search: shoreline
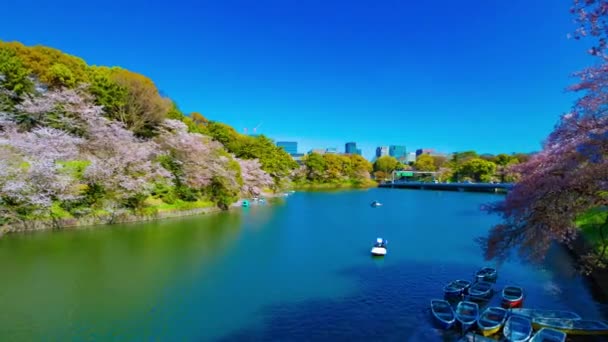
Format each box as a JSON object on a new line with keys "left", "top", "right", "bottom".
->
{"left": 565, "top": 235, "right": 608, "bottom": 301}
{"left": 0, "top": 191, "right": 288, "bottom": 238}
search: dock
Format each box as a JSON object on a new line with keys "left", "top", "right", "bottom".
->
{"left": 378, "top": 181, "right": 513, "bottom": 193}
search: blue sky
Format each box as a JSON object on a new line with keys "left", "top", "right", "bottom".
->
{"left": 0, "top": 0, "right": 598, "bottom": 159}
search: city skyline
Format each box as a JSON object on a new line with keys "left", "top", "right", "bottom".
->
{"left": 0, "top": 1, "right": 594, "bottom": 160}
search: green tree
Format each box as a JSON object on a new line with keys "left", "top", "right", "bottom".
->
{"left": 414, "top": 154, "right": 437, "bottom": 171}
{"left": 304, "top": 153, "right": 326, "bottom": 181}
{"left": 457, "top": 158, "right": 497, "bottom": 182}
{"left": 0, "top": 47, "right": 33, "bottom": 96}
{"left": 373, "top": 156, "right": 399, "bottom": 174}
{"left": 89, "top": 66, "right": 171, "bottom": 137}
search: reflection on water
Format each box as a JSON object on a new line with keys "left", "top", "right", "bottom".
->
{"left": 0, "top": 189, "right": 605, "bottom": 341}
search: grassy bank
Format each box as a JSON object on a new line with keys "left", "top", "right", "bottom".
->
{"left": 293, "top": 180, "right": 377, "bottom": 190}
{"left": 576, "top": 207, "right": 608, "bottom": 257}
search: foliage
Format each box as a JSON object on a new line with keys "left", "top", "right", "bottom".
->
{"left": 89, "top": 67, "right": 171, "bottom": 137}
{"left": 0, "top": 41, "right": 89, "bottom": 88}
{"left": 456, "top": 158, "right": 497, "bottom": 182}
{"left": 413, "top": 154, "right": 437, "bottom": 171}
{"left": 373, "top": 156, "right": 399, "bottom": 174}
{"left": 480, "top": 1, "right": 608, "bottom": 271}
{"left": 296, "top": 153, "right": 373, "bottom": 186}
{"left": 0, "top": 47, "right": 33, "bottom": 96}
{"left": 0, "top": 40, "right": 301, "bottom": 226}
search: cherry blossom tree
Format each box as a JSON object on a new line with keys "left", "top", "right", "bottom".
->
{"left": 237, "top": 158, "right": 274, "bottom": 196}
{"left": 481, "top": 1, "right": 608, "bottom": 272}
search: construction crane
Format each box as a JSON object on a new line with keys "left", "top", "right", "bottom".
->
{"left": 243, "top": 122, "right": 263, "bottom": 135}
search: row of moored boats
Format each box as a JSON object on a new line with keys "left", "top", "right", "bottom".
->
{"left": 430, "top": 267, "right": 608, "bottom": 341}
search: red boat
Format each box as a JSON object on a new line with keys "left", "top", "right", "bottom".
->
{"left": 502, "top": 285, "right": 524, "bottom": 308}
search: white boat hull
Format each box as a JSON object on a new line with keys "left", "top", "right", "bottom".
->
{"left": 371, "top": 247, "right": 387, "bottom": 256}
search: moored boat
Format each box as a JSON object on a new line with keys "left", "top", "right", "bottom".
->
{"left": 502, "top": 285, "right": 524, "bottom": 308}
{"left": 475, "top": 267, "right": 498, "bottom": 282}
{"left": 509, "top": 308, "right": 581, "bottom": 320}
{"left": 468, "top": 281, "right": 494, "bottom": 299}
{"left": 430, "top": 299, "right": 456, "bottom": 329}
{"left": 242, "top": 200, "right": 250, "bottom": 207}
{"left": 458, "top": 332, "right": 496, "bottom": 342}
{"left": 370, "top": 201, "right": 382, "bottom": 207}
{"left": 455, "top": 301, "right": 479, "bottom": 332}
{"left": 529, "top": 328, "right": 567, "bottom": 342}
{"left": 503, "top": 315, "right": 533, "bottom": 342}
{"left": 532, "top": 318, "right": 608, "bottom": 335}
{"left": 370, "top": 238, "right": 387, "bottom": 256}
{"left": 477, "top": 306, "right": 508, "bottom": 337}
{"left": 444, "top": 279, "right": 472, "bottom": 298}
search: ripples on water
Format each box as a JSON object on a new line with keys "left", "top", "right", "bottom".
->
{"left": 0, "top": 189, "right": 605, "bottom": 341}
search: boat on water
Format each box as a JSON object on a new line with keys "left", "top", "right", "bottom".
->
{"left": 501, "top": 285, "right": 524, "bottom": 308}
{"left": 475, "top": 267, "right": 498, "bottom": 282}
{"left": 370, "top": 238, "right": 387, "bottom": 256}
{"left": 370, "top": 201, "right": 382, "bottom": 207}
{"left": 529, "top": 328, "right": 567, "bottom": 342}
{"left": 242, "top": 200, "right": 250, "bottom": 207}
{"left": 532, "top": 318, "right": 608, "bottom": 335}
{"left": 509, "top": 308, "right": 581, "bottom": 320}
{"left": 458, "top": 332, "right": 496, "bottom": 342}
{"left": 430, "top": 299, "right": 456, "bottom": 329}
{"left": 444, "top": 280, "right": 472, "bottom": 298}
{"left": 468, "top": 281, "right": 494, "bottom": 299}
{"left": 455, "top": 301, "right": 479, "bottom": 331}
{"left": 503, "top": 315, "right": 533, "bottom": 342}
{"left": 477, "top": 306, "right": 508, "bottom": 337}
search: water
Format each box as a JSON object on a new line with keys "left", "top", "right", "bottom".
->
{"left": 0, "top": 189, "right": 605, "bottom": 341}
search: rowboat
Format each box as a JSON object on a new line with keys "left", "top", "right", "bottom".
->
{"left": 509, "top": 308, "right": 581, "bottom": 320}
{"left": 468, "top": 281, "right": 493, "bottom": 299}
{"left": 455, "top": 301, "right": 479, "bottom": 331}
{"left": 430, "top": 299, "right": 456, "bottom": 329}
{"left": 501, "top": 285, "right": 524, "bottom": 308}
{"left": 444, "top": 279, "right": 472, "bottom": 298}
{"left": 503, "top": 315, "right": 533, "bottom": 342}
{"left": 477, "top": 306, "right": 508, "bottom": 337}
{"left": 475, "top": 267, "right": 497, "bottom": 282}
{"left": 532, "top": 318, "right": 608, "bottom": 335}
{"left": 458, "top": 332, "right": 496, "bottom": 342}
{"left": 529, "top": 328, "right": 567, "bottom": 342}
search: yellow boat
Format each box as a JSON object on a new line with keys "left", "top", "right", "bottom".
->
{"left": 477, "top": 306, "right": 507, "bottom": 336}
{"left": 532, "top": 318, "right": 608, "bottom": 335}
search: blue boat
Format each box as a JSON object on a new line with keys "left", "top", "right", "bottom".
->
{"left": 468, "top": 281, "right": 494, "bottom": 300}
{"left": 504, "top": 315, "right": 533, "bottom": 342}
{"left": 430, "top": 299, "right": 456, "bottom": 329}
{"left": 455, "top": 301, "right": 479, "bottom": 332}
{"left": 242, "top": 200, "right": 250, "bottom": 207}
{"left": 444, "top": 279, "right": 472, "bottom": 298}
{"left": 475, "top": 267, "right": 498, "bottom": 282}
{"left": 530, "top": 328, "right": 566, "bottom": 342}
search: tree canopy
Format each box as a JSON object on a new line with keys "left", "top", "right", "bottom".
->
{"left": 479, "top": 1, "right": 608, "bottom": 273}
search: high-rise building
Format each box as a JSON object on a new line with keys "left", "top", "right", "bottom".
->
{"left": 276, "top": 141, "right": 298, "bottom": 155}
{"left": 309, "top": 149, "right": 326, "bottom": 155}
{"left": 376, "top": 146, "right": 389, "bottom": 158}
{"left": 345, "top": 142, "right": 357, "bottom": 154}
{"left": 325, "top": 147, "right": 338, "bottom": 154}
{"left": 416, "top": 148, "right": 435, "bottom": 156}
{"left": 406, "top": 152, "right": 417, "bottom": 163}
{"left": 389, "top": 145, "right": 407, "bottom": 162}
{"left": 356, "top": 148, "right": 362, "bottom": 156}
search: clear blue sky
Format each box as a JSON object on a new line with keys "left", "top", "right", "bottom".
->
{"left": 0, "top": 0, "right": 597, "bottom": 159}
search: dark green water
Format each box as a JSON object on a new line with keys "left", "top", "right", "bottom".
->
{"left": 0, "top": 189, "right": 605, "bottom": 341}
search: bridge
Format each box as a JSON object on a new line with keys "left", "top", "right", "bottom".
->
{"left": 378, "top": 180, "right": 514, "bottom": 193}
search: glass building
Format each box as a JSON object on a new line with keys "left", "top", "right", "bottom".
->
{"left": 276, "top": 141, "right": 298, "bottom": 155}
{"left": 345, "top": 142, "right": 357, "bottom": 154}
{"left": 389, "top": 145, "right": 407, "bottom": 161}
